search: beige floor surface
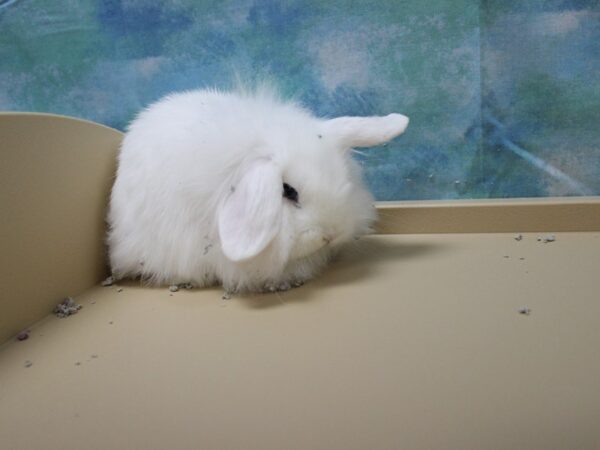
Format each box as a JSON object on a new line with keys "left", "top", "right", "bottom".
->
{"left": 1, "top": 233, "right": 599, "bottom": 450}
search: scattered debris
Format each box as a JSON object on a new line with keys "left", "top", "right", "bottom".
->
{"left": 169, "top": 283, "right": 193, "bottom": 292}
{"left": 514, "top": 234, "right": 523, "bottom": 241}
{"left": 75, "top": 362, "right": 81, "bottom": 366}
{"left": 503, "top": 255, "right": 510, "bottom": 258}
{"left": 116, "top": 288, "right": 123, "bottom": 293}
{"left": 519, "top": 257, "right": 525, "bottom": 260}
{"left": 203, "top": 243, "right": 213, "bottom": 255}
{"left": 101, "top": 276, "right": 114, "bottom": 287}
{"left": 454, "top": 180, "right": 461, "bottom": 185}
{"left": 542, "top": 234, "right": 556, "bottom": 243}
{"left": 16, "top": 330, "right": 29, "bottom": 341}
{"left": 222, "top": 292, "right": 231, "bottom": 300}
{"left": 109, "top": 321, "right": 114, "bottom": 325}
{"left": 91, "top": 354, "right": 98, "bottom": 359}
{"left": 317, "top": 134, "right": 322, "bottom": 139}
{"left": 54, "top": 297, "right": 82, "bottom": 318}
{"left": 24, "top": 360, "right": 33, "bottom": 368}
{"left": 518, "top": 307, "right": 532, "bottom": 316}
{"left": 90, "top": 300, "right": 96, "bottom": 304}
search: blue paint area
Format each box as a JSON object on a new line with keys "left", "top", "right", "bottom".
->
{"left": 247, "top": 0, "right": 309, "bottom": 35}
{"left": 0, "top": 0, "right": 598, "bottom": 199}
{"left": 97, "top": 1, "right": 193, "bottom": 58}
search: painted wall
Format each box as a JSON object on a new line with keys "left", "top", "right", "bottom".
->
{"left": 1, "top": 0, "right": 598, "bottom": 199}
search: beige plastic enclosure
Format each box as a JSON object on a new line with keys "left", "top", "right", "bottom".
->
{"left": 1, "top": 113, "right": 599, "bottom": 450}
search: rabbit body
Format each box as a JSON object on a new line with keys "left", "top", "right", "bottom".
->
{"left": 107, "top": 88, "right": 408, "bottom": 292}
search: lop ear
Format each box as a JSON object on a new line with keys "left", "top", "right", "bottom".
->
{"left": 322, "top": 113, "right": 409, "bottom": 148}
{"left": 218, "top": 159, "right": 283, "bottom": 262}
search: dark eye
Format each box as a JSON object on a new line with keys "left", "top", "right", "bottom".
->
{"left": 282, "top": 183, "right": 299, "bottom": 203}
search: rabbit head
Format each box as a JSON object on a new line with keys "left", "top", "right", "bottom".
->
{"left": 217, "top": 112, "right": 410, "bottom": 285}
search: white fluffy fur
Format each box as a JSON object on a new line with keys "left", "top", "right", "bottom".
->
{"left": 107, "top": 87, "right": 409, "bottom": 292}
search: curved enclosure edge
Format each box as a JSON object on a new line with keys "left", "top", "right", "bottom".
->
{"left": 0, "top": 113, "right": 123, "bottom": 343}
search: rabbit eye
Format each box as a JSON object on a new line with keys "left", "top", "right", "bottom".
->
{"left": 282, "top": 183, "right": 299, "bottom": 203}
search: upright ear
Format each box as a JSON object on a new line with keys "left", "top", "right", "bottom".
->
{"left": 218, "top": 159, "right": 283, "bottom": 262}
{"left": 322, "top": 113, "right": 409, "bottom": 148}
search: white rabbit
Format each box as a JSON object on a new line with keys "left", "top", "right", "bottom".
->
{"left": 107, "top": 87, "right": 409, "bottom": 293}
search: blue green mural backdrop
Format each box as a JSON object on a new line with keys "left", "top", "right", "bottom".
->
{"left": 1, "top": 0, "right": 598, "bottom": 199}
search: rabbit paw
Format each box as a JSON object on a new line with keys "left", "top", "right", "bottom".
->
{"left": 262, "top": 280, "right": 304, "bottom": 293}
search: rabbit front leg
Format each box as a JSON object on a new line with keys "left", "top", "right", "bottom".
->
{"left": 260, "top": 250, "right": 332, "bottom": 293}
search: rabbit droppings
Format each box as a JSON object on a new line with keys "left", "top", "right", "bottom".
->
{"left": 107, "top": 88, "right": 409, "bottom": 293}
